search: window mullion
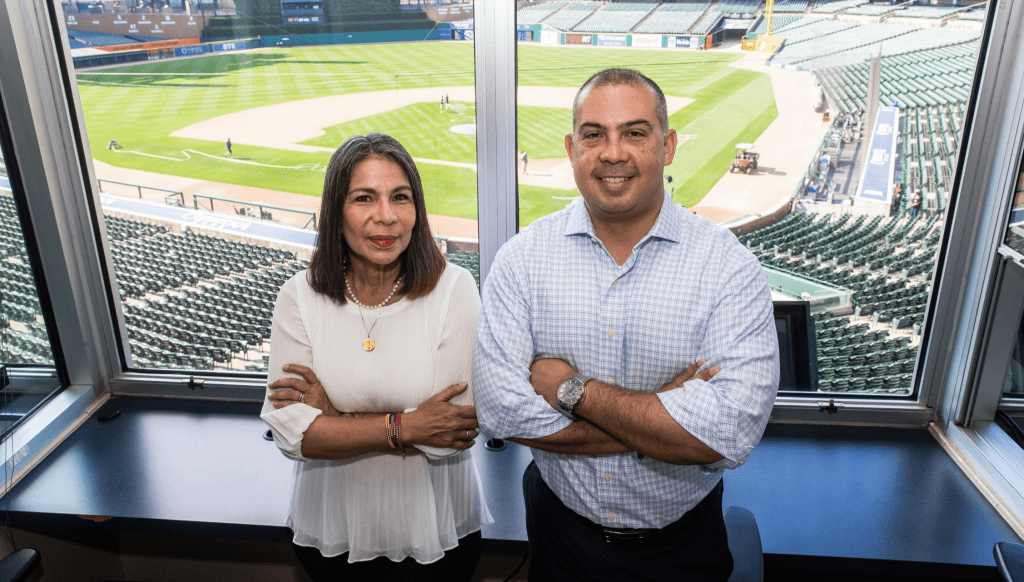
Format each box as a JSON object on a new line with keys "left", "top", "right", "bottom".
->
{"left": 473, "top": 0, "right": 518, "bottom": 285}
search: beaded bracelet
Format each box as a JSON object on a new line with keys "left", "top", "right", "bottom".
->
{"left": 396, "top": 413, "right": 404, "bottom": 458}
{"left": 385, "top": 412, "right": 402, "bottom": 450}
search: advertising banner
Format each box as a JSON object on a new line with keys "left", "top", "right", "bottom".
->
{"left": 668, "top": 36, "right": 699, "bottom": 48}
{"left": 540, "top": 29, "right": 559, "bottom": 44}
{"left": 212, "top": 40, "right": 244, "bottom": 52}
{"left": 174, "top": 44, "right": 209, "bottom": 57}
{"left": 741, "top": 37, "right": 756, "bottom": 51}
{"left": 723, "top": 18, "right": 754, "bottom": 29}
{"left": 755, "top": 34, "right": 783, "bottom": 53}
{"left": 631, "top": 34, "right": 661, "bottom": 48}
{"left": 283, "top": 15, "right": 321, "bottom": 23}
{"left": 855, "top": 106, "right": 900, "bottom": 204}
{"left": 596, "top": 34, "right": 626, "bottom": 47}
{"left": 565, "top": 34, "right": 592, "bottom": 44}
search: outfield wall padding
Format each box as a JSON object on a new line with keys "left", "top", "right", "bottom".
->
{"left": 255, "top": 29, "right": 438, "bottom": 47}
{"left": 204, "top": 17, "right": 434, "bottom": 41}
{"left": 73, "top": 50, "right": 150, "bottom": 69}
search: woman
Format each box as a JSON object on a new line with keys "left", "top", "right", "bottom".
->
{"left": 261, "top": 133, "right": 491, "bottom": 582}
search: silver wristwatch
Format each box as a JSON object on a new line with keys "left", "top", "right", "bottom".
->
{"left": 556, "top": 374, "right": 590, "bottom": 419}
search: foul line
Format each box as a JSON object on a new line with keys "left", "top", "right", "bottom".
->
{"left": 112, "top": 148, "right": 327, "bottom": 171}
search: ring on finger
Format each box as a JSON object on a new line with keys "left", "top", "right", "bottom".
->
{"left": 465, "top": 429, "right": 470, "bottom": 440}
{"left": 300, "top": 393, "right": 305, "bottom": 404}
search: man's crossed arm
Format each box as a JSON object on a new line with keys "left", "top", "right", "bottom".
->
{"left": 509, "top": 359, "right": 722, "bottom": 465}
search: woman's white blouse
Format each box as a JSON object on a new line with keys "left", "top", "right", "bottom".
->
{"left": 260, "top": 264, "right": 492, "bottom": 563}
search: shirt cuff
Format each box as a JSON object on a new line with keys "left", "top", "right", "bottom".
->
{"left": 657, "top": 380, "right": 741, "bottom": 470}
{"left": 261, "top": 403, "right": 323, "bottom": 462}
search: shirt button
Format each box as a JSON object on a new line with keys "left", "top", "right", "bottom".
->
{"left": 590, "top": 237, "right": 597, "bottom": 244}
{"left": 603, "top": 475, "right": 611, "bottom": 482}
{"left": 606, "top": 377, "right": 613, "bottom": 384}
{"left": 607, "top": 330, "right": 614, "bottom": 338}
{"left": 608, "top": 513, "right": 616, "bottom": 521}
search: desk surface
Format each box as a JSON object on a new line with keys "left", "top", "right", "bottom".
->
{"left": 5, "top": 397, "right": 1020, "bottom": 574}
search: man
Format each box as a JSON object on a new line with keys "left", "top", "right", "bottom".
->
{"left": 225, "top": 137, "right": 233, "bottom": 158}
{"left": 474, "top": 69, "right": 779, "bottom": 581}
{"left": 910, "top": 190, "right": 922, "bottom": 218}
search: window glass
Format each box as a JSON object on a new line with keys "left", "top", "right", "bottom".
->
{"left": 515, "top": 1, "right": 988, "bottom": 397}
{"left": 1004, "top": 316, "right": 1024, "bottom": 397}
{"left": 0, "top": 124, "right": 64, "bottom": 435}
{"left": 1003, "top": 155, "right": 1024, "bottom": 257}
{"left": 1001, "top": 158, "right": 1024, "bottom": 397}
{"left": 62, "top": 0, "right": 477, "bottom": 372}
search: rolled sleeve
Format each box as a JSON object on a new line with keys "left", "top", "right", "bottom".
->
{"left": 473, "top": 242, "right": 572, "bottom": 440}
{"left": 658, "top": 246, "right": 779, "bottom": 468}
{"left": 261, "top": 403, "right": 322, "bottom": 461}
{"left": 260, "top": 274, "right": 322, "bottom": 462}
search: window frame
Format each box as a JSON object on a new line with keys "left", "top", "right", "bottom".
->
{"left": 0, "top": 0, "right": 115, "bottom": 490}
{"left": 0, "top": 0, "right": 1018, "bottom": 424}
{"left": 915, "top": 0, "right": 1024, "bottom": 538}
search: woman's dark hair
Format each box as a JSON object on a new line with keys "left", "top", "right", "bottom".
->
{"left": 307, "top": 132, "right": 446, "bottom": 304}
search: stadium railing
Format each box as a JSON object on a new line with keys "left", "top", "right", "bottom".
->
{"left": 98, "top": 178, "right": 182, "bottom": 201}
{"left": 192, "top": 194, "right": 317, "bottom": 230}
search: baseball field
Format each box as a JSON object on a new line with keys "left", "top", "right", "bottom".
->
{"left": 77, "top": 42, "right": 777, "bottom": 226}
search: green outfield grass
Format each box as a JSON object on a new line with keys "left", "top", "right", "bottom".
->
{"left": 78, "top": 42, "right": 776, "bottom": 226}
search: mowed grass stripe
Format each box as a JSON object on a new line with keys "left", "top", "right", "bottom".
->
{"left": 669, "top": 72, "right": 777, "bottom": 207}
{"left": 517, "top": 106, "right": 574, "bottom": 160}
{"left": 676, "top": 90, "right": 778, "bottom": 206}
{"left": 305, "top": 102, "right": 479, "bottom": 162}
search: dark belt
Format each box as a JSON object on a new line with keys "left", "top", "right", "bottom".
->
{"left": 573, "top": 479, "right": 723, "bottom": 544}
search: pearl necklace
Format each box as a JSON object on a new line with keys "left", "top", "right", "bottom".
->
{"left": 345, "top": 273, "right": 402, "bottom": 352}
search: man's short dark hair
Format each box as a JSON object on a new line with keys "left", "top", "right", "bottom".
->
{"left": 308, "top": 132, "right": 446, "bottom": 304}
{"left": 572, "top": 68, "right": 670, "bottom": 135}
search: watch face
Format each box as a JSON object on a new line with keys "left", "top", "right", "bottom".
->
{"left": 564, "top": 381, "right": 583, "bottom": 403}
{"left": 558, "top": 377, "right": 585, "bottom": 409}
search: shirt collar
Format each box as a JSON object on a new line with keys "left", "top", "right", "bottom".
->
{"left": 564, "top": 192, "right": 683, "bottom": 244}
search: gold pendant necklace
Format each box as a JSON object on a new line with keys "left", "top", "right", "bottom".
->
{"left": 346, "top": 273, "right": 402, "bottom": 352}
{"left": 357, "top": 304, "right": 383, "bottom": 352}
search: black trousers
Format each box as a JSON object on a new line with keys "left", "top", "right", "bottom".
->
{"left": 292, "top": 530, "right": 482, "bottom": 582}
{"left": 523, "top": 461, "right": 733, "bottom": 582}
